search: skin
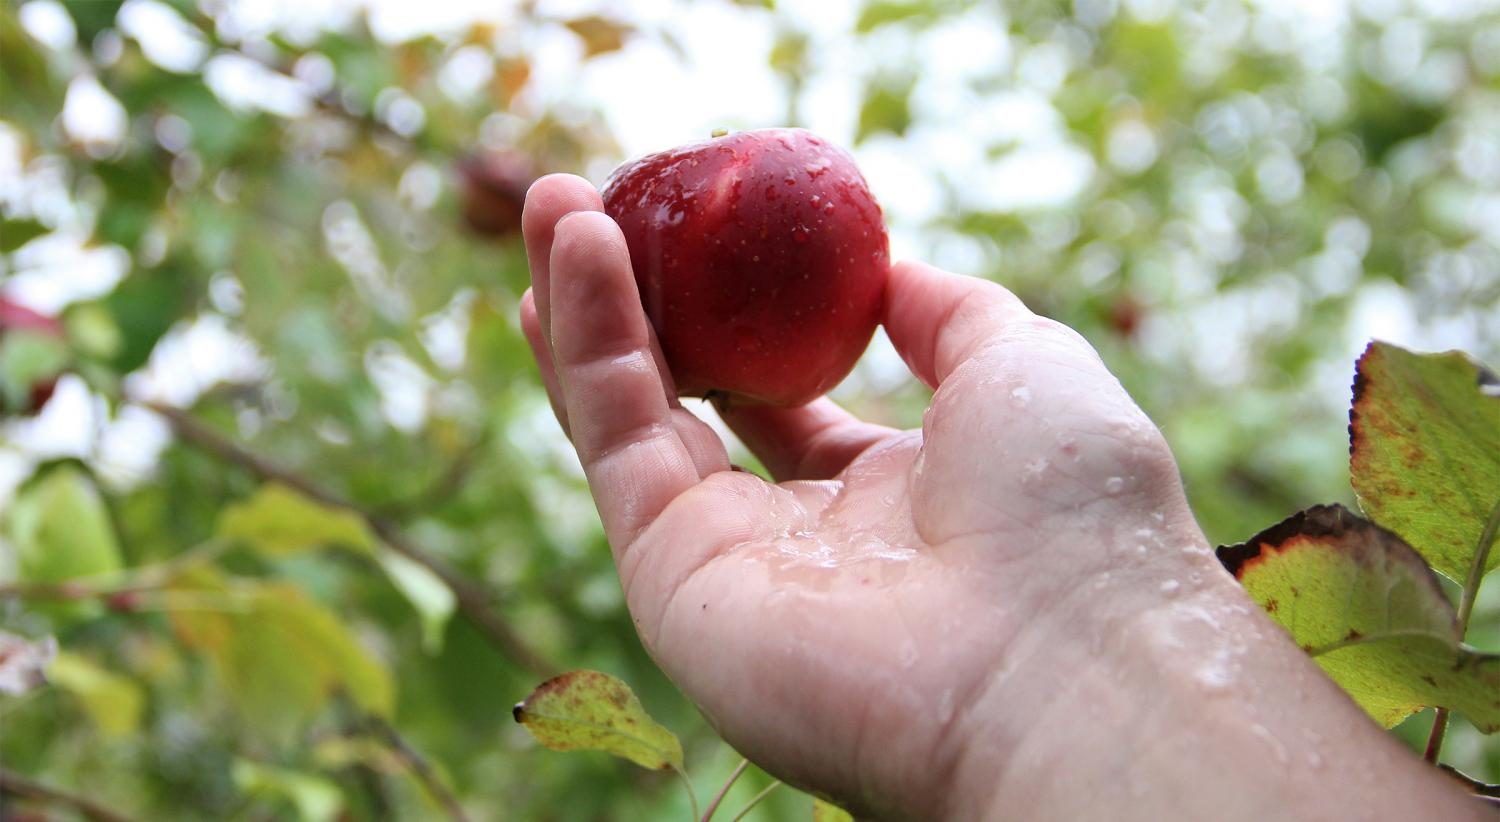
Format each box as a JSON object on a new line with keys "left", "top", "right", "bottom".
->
{"left": 519, "top": 173, "right": 1486, "bottom": 820}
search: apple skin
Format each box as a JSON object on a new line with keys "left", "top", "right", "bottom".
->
{"left": 602, "top": 128, "right": 889, "bottom": 407}
{"left": 0, "top": 297, "right": 64, "bottom": 415}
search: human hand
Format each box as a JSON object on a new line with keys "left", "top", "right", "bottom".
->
{"left": 519, "top": 173, "right": 1482, "bottom": 820}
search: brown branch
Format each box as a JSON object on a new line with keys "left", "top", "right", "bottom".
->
{"left": 143, "top": 401, "right": 557, "bottom": 678}
{"left": 0, "top": 767, "right": 140, "bottom": 822}
{"left": 366, "top": 715, "right": 471, "bottom": 822}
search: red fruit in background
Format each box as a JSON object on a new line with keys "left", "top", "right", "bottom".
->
{"left": 1107, "top": 294, "right": 1144, "bottom": 339}
{"left": 603, "top": 128, "right": 889, "bottom": 407}
{"left": 0, "top": 297, "right": 64, "bottom": 415}
{"left": 459, "top": 150, "right": 536, "bottom": 238}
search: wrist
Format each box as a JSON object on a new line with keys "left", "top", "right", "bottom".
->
{"left": 940, "top": 561, "right": 1485, "bottom": 821}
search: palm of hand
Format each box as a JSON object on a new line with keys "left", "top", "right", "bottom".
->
{"left": 520, "top": 174, "right": 1198, "bottom": 817}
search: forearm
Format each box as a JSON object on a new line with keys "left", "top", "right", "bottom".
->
{"left": 945, "top": 568, "right": 1486, "bottom": 821}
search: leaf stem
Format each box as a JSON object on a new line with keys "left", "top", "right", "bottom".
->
{"left": 728, "top": 780, "right": 783, "bottom": 822}
{"left": 672, "top": 764, "right": 701, "bottom": 822}
{"left": 700, "top": 758, "right": 751, "bottom": 821}
{"left": 1422, "top": 495, "right": 1500, "bottom": 764}
{"left": 0, "top": 766, "right": 140, "bottom": 822}
{"left": 141, "top": 400, "right": 558, "bottom": 677}
{"left": 366, "top": 715, "right": 471, "bottom": 822}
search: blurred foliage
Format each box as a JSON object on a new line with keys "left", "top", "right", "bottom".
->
{"left": 1, "top": 0, "right": 1498, "bottom": 818}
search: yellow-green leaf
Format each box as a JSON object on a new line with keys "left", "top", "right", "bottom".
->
{"left": 377, "top": 549, "right": 455, "bottom": 653}
{"left": 813, "top": 797, "right": 854, "bottom": 821}
{"left": 1219, "top": 505, "right": 1500, "bottom": 730}
{"left": 233, "top": 759, "right": 343, "bottom": 822}
{"left": 170, "top": 571, "right": 394, "bottom": 736}
{"left": 217, "top": 483, "right": 375, "bottom": 556}
{"left": 6, "top": 465, "right": 123, "bottom": 583}
{"left": 513, "top": 670, "right": 683, "bottom": 771}
{"left": 1349, "top": 342, "right": 1500, "bottom": 581}
{"left": 48, "top": 651, "right": 145, "bottom": 738}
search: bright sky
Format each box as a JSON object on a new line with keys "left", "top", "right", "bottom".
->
{"left": 2, "top": 0, "right": 1496, "bottom": 501}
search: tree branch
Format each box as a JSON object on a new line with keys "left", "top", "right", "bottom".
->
{"left": 366, "top": 715, "right": 471, "bottom": 822}
{"left": 143, "top": 401, "right": 557, "bottom": 678}
{"left": 0, "top": 767, "right": 140, "bottom": 822}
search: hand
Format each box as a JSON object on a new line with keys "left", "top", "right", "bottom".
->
{"left": 519, "top": 174, "right": 1483, "bottom": 820}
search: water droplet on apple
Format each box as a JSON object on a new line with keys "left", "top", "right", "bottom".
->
{"left": 1104, "top": 476, "right": 1125, "bottom": 494}
{"left": 823, "top": 201, "right": 835, "bottom": 214}
{"left": 1009, "top": 385, "right": 1031, "bottom": 406}
{"left": 804, "top": 158, "right": 832, "bottom": 179}
{"left": 1159, "top": 579, "right": 1180, "bottom": 596}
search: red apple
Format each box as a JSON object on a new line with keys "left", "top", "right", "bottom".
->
{"left": 0, "top": 297, "right": 65, "bottom": 415}
{"left": 602, "top": 128, "right": 889, "bottom": 407}
{"left": 459, "top": 150, "right": 536, "bottom": 239}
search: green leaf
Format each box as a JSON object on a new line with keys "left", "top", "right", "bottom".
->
{"left": 0, "top": 328, "right": 69, "bottom": 412}
{"left": 813, "top": 797, "right": 854, "bottom": 821}
{"left": 1219, "top": 505, "right": 1500, "bottom": 731}
{"left": 170, "top": 572, "right": 394, "bottom": 736}
{"left": 48, "top": 651, "right": 145, "bottom": 738}
{"left": 232, "top": 759, "right": 343, "bottom": 822}
{"left": 103, "top": 267, "right": 196, "bottom": 373}
{"left": 217, "top": 483, "right": 376, "bottom": 556}
{"left": 513, "top": 670, "right": 684, "bottom": 771}
{"left": 855, "top": 76, "right": 914, "bottom": 144}
{"left": 855, "top": 0, "right": 946, "bottom": 33}
{"left": 376, "top": 549, "right": 455, "bottom": 654}
{"left": 1349, "top": 341, "right": 1500, "bottom": 581}
{"left": 6, "top": 466, "right": 124, "bottom": 584}
{"left": 0, "top": 216, "right": 49, "bottom": 252}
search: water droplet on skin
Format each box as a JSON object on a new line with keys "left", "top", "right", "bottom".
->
{"left": 1021, "top": 457, "right": 1049, "bottom": 483}
{"left": 1104, "top": 476, "right": 1125, "bottom": 494}
{"left": 1250, "top": 724, "right": 1289, "bottom": 764}
{"left": 1160, "top": 579, "right": 1180, "bottom": 595}
{"left": 1009, "top": 385, "right": 1032, "bottom": 406}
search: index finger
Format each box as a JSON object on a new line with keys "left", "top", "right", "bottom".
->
{"left": 547, "top": 211, "right": 705, "bottom": 550}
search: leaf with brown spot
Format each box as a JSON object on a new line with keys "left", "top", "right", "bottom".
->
{"left": 1349, "top": 341, "right": 1500, "bottom": 582}
{"left": 1218, "top": 505, "right": 1500, "bottom": 731}
{"left": 513, "top": 670, "right": 683, "bottom": 770}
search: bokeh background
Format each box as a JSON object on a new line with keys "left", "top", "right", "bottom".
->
{"left": 2, "top": 0, "right": 1498, "bottom": 818}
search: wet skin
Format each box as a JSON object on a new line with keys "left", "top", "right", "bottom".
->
{"left": 519, "top": 174, "right": 1486, "bottom": 821}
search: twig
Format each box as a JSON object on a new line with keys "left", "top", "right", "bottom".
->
{"left": 375, "top": 430, "right": 489, "bottom": 519}
{"left": 366, "top": 715, "right": 470, "bottom": 822}
{"left": 143, "top": 400, "right": 557, "bottom": 678}
{"left": 700, "top": 759, "right": 751, "bottom": 821}
{"left": 728, "top": 780, "right": 782, "bottom": 822}
{"left": 0, "top": 767, "right": 140, "bottom": 822}
{"left": 1424, "top": 496, "right": 1500, "bottom": 763}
